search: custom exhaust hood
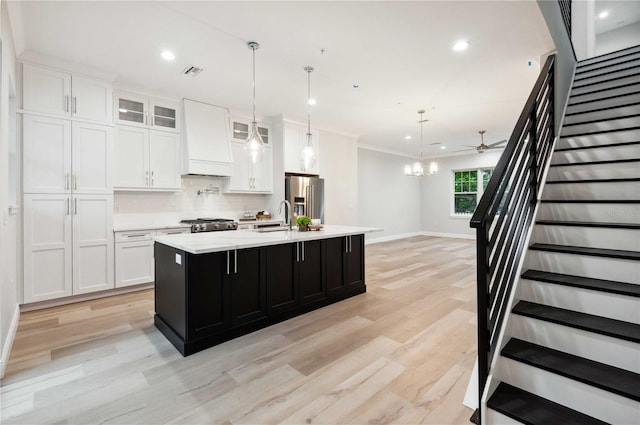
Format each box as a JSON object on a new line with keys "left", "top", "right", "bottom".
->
{"left": 182, "top": 98, "right": 233, "bottom": 176}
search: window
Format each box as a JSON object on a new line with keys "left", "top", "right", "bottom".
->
{"left": 452, "top": 168, "right": 493, "bottom": 215}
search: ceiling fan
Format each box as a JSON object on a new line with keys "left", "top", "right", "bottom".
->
{"left": 456, "top": 130, "right": 507, "bottom": 154}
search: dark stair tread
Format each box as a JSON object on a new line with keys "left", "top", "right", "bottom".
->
{"left": 502, "top": 338, "right": 640, "bottom": 401}
{"left": 522, "top": 269, "right": 640, "bottom": 298}
{"left": 576, "top": 57, "right": 640, "bottom": 76}
{"left": 549, "top": 157, "right": 640, "bottom": 167}
{"left": 573, "top": 73, "right": 640, "bottom": 90}
{"left": 561, "top": 125, "right": 640, "bottom": 137}
{"left": 569, "top": 89, "right": 640, "bottom": 106}
{"left": 546, "top": 177, "right": 640, "bottom": 184}
{"left": 577, "top": 45, "right": 640, "bottom": 68}
{"left": 570, "top": 82, "right": 640, "bottom": 100}
{"left": 541, "top": 199, "right": 640, "bottom": 204}
{"left": 554, "top": 141, "right": 640, "bottom": 152}
{"left": 512, "top": 301, "right": 640, "bottom": 344}
{"left": 562, "top": 113, "right": 640, "bottom": 127}
{"left": 529, "top": 243, "right": 640, "bottom": 260}
{"left": 487, "top": 382, "right": 608, "bottom": 425}
{"left": 564, "top": 102, "right": 640, "bottom": 117}
{"left": 536, "top": 220, "right": 640, "bottom": 229}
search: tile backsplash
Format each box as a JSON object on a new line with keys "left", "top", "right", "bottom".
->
{"left": 114, "top": 175, "right": 270, "bottom": 219}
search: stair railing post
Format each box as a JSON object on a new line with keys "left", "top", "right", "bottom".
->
{"left": 476, "top": 223, "right": 489, "bottom": 422}
{"left": 529, "top": 103, "right": 538, "bottom": 205}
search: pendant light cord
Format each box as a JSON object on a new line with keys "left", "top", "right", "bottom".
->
{"left": 252, "top": 44, "right": 257, "bottom": 124}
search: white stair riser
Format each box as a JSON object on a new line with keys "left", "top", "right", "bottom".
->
{"left": 546, "top": 162, "right": 640, "bottom": 180}
{"left": 551, "top": 144, "right": 640, "bottom": 163}
{"left": 533, "top": 225, "right": 640, "bottom": 251}
{"left": 499, "top": 357, "right": 640, "bottom": 424}
{"left": 527, "top": 251, "right": 640, "bottom": 284}
{"left": 566, "top": 93, "right": 640, "bottom": 115}
{"left": 537, "top": 202, "right": 640, "bottom": 224}
{"left": 576, "top": 54, "right": 640, "bottom": 75}
{"left": 518, "top": 280, "right": 640, "bottom": 325}
{"left": 577, "top": 50, "right": 640, "bottom": 70}
{"left": 542, "top": 181, "right": 639, "bottom": 200}
{"left": 573, "top": 67, "right": 640, "bottom": 88}
{"left": 485, "top": 409, "right": 523, "bottom": 425}
{"left": 561, "top": 116, "right": 640, "bottom": 137}
{"left": 576, "top": 60, "right": 640, "bottom": 80}
{"left": 564, "top": 104, "right": 640, "bottom": 125}
{"left": 557, "top": 128, "right": 640, "bottom": 148}
{"left": 571, "top": 79, "right": 640, "bottom": 98}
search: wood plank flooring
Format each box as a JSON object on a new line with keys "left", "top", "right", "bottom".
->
{"left": 1, "top": 236, "right": 477, "bottom": 424}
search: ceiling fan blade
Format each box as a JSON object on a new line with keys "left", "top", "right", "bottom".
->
{"left": 453, "top": 147, "right": 477, "bottom": 152}
{"left": 488, "top": 139, "right": 507, "bottom": 148}
{"left": 460, "top": 144, "right": 478, "bottom": 148}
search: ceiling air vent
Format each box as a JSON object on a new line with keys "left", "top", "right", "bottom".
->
{"left": 183, "top": 65, "right": 204, "bottom": 77}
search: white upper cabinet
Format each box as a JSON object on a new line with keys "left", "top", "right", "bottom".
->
{"left": 223, "top": 142, "right": 273, "bottom": 194}
{"left": 23, "top": 63, "right": 112, "bottom": 123}
{"left": 114, "top": 92, "right": 180, "bottom": 133}
{"left": 114, "top": 126, "right": 181, "bottom": 190}
{"left": 283, "top": 120, "right": 320, "bottom": 175}
{"left": 23, "top": 115, "right": 112, "bottom": 195}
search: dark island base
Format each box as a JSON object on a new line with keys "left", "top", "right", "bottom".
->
{"left": 155, "top": 285, "right": 366, "bottom": 356}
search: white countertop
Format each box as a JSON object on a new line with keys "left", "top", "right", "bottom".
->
{"left": 153, "top": 225, "right": 382, "bottom": 254}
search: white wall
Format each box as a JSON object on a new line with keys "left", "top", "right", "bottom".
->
{"left": 319, "top": 129, "right": 358, "bottom": 225}
{"left": 421, "top": 150, "right": 503, "bottom": 239}
{"left": 0, "top": 0, "right": 19, "bottom": 378}
{"left": 596, "top": 22, "right": 640, "bottom": 56}
{"left": 357, "top": 148, "right": 422, "bottom": 240}
{"left": 572, "top": 0, "right": 596, "bottom": 60}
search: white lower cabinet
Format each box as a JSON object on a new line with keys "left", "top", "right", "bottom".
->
{"left": 114, "top": 227, "right": 189, "bottom": 288}
{"left": 223, "top": 142, "right": 273, "bottom": 194}
{"left": 23, "top": 194, "right": 114, "bottom": 303}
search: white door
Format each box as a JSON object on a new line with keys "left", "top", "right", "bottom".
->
{"left": 150, "top": 98, "right": 179, "bottom": 132}
{"left": 253, "top": 147, "right": 273, "bottom": 193}
{"left": 23, "top": 115, "right": 71, "bottom": 194}
{"left": 23, "top": 194, "right": 73, "bottom": 303}
{"left": 72, "top": 195, "right": 114, "bottom": 294}
{"left": 149, "top": 130, "right": 181, "bottom": 190}
{"left": 115, "top": 241, "right": 155, "bottom": 287}
{"left": 114, "top": 125, "right": 149, "bottom": 189}
{"left": 225, "top": 142, "right": 252, "bottom": 192}
{"left": 114, "top": 92, "right": 148, "bottom": 128}
{"left": 283, "top": 122, "right": 305, "bottom": 173}
{"left": 22, "top": 64, "right": 71, "bottom": 117}
{"left": 71, "top": 75, "right": 113, "bottom": 123}
{"left": 72, "top": 122, "right": 113, "bottom": 194}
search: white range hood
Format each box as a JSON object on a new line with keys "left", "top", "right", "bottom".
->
{"left": 182, "top": 98, "right": 233, "bottom": 176}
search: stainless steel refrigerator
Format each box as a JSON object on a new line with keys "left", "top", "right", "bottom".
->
{"left": 285, "top": 175, "right": 325, "bottom": 223}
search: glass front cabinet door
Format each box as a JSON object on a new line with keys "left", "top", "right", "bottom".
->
{"left": 114, "top": 92, "right": 179, "bottom": 133}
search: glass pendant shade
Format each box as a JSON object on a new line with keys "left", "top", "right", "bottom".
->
{"left": 429, "top": 160, "right": 438, "bottom": 175}
{"left": 245, "top": 41, "right": 265, "bottom": 163}
{"left": 301, "top": 66, "right": 316, "bottom": 172}
{"left": 404, "top": 109, "right": 427, "bottom": 176}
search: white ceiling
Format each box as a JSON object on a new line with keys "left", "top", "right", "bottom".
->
{"left": 595, "top": 0, "right": 640, "bottom": 34}
{"left": 7, "top": 1, "right": 555, "bottom": 158}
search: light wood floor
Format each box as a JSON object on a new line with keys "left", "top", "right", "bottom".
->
{"left": 1, "top": 236, "right": 477, "bottom": 424}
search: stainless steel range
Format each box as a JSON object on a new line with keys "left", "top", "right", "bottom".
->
{"left": 180, "top": 218, "right": 238, "bottom": 233}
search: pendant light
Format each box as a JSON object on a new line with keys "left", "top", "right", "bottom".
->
{"left": 301, "top": 66, "right": 317, "bottom": 171}
{"left": 404, "top": 110, "right": 426, "bottom": 176}
{"left": 244, "top": 41, "right": 265, "bottom": 163}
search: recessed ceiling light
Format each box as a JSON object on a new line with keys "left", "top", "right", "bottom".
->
{"left": 440, "top": 146, "right": 446, "bottom": 150}
{"left": 405, "top": 136, "right": 412, "bottom": 140}
{"left": 161, "top": 50, "right": 175, "bottom": 61}
{"left": 598, "top": 11, "right": 609, "bottom": 19}
{"left": 353, "top": 83, "right": 360, "bottom": 88}
{"left": 452, "top": 40, "right": 469, "bottom": 52}
{"left": 308, "top": 98, "right": 317, "bottom": 105}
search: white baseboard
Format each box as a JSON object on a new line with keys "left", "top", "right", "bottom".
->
{"left": 421, "top": 231, "right": 476, "bottom": 240}
{"left": 365, "top": 231, "right": 423, "bottom": 244}
{"left": 1, "top": 304, "right": 20, "bottom": 378}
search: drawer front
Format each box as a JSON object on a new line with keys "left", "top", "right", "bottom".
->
{"left": 156, "top": 227, "right": 190, "bottom": 236}
{"left": 115, "top": 230, "right": 153, "bottom": 242}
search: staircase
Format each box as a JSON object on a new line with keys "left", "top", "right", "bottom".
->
{"left": 484, "top": 46, "right": 640, "bottom": 424}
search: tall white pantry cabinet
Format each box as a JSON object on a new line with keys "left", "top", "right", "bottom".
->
{"left": 22, "top": 63, "right": 114, "bottom": 303}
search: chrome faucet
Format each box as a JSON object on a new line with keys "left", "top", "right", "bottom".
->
{"left": 278, "top": 200, "right": 292, "bottom": 229}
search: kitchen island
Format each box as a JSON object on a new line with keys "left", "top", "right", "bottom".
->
{"left": 153, "top": 225, "right": 380, "bottom": 355}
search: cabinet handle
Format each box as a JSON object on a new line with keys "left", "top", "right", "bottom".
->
{"left": 72, "top": 97, "right": 77, "bottom": 114}
{"left": 66, "top": 198, "right": 70, "bottom": 215}
{"left": 151, "top": 171, "right": 154, "bottom": 187}
{"left": 226, "top": 251, "right": 230, "bottom": 275}
{"left": 65, "top": 173, "right": 70, "bottom": 191}
{"left": 349, "top": 235, "right": 352, "bottom": 253}
{"left": 126, "top": 234, "right": 146, "bottom": 238}
{"left": 234, "top": 250, "right": 238, "bottom": 274}
{"left": 345, "top": 236, "right": 348, "bottom": 253}
{"left": 64, "top": 96, "right": 70, "bottom": 113}
{"left": 74, "top": 198, "right": 78, "bottom": 215}
{"left": 74, "top": 174, "right": 78, "bottom": 191}
{"left": 302, "top": 241, "right": 305, "bottom": 262}
{"left": 164, "top": 231, "right": 183, "bottom": 235}
{"left": 296, "top": 242, "right": 300, "bottom": 262}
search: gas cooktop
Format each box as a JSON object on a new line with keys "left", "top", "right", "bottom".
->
{"left": 180, "top": 218, "right": 238, "bottom": 233}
